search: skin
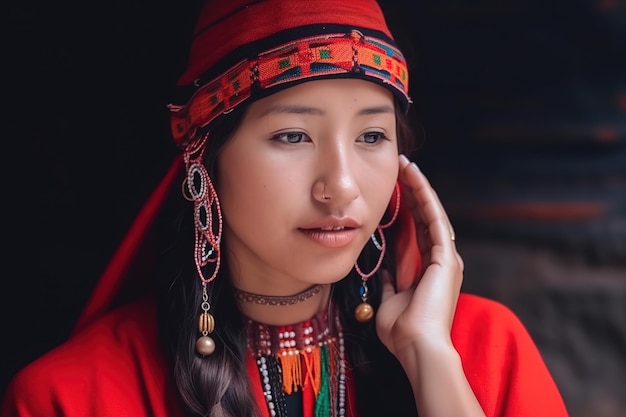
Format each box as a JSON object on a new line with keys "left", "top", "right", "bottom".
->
{"left": 217, "top": 78, "right": 486, "bottom": 416}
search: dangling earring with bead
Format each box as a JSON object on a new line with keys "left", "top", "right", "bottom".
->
{"left": 182, "top": 132, "right": 223, "bottom": 356}
{"left": 354, "top": 182, "right": 401, "bottom": 322}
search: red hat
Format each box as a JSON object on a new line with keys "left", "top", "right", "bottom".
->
{"left": 73, "top": 0, "right": 420, "bottom": 334}
{"left": 168, "top": 0, "right": 411, "bottom": 148}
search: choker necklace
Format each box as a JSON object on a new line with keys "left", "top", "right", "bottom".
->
{"left": 234, "top": 284, "right": 327, "bottom": 306}
{"left": 245, "top": 307, "right": 346, "bottom": 417}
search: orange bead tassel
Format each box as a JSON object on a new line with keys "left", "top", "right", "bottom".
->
{"left": 302, "top": 348, "right": 322, "bottom": 396}
{"left": 279, "top": 352, "right": 302, "bottom": 395}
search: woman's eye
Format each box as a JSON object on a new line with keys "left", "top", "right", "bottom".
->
{"left": 361, "top": 132, "right": 388, "bottom": 144}
{"left": 271, "top": 132, "right": 308, "bottom": 144}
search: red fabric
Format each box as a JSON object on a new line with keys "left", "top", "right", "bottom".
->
{"left": 2, "top": 294, "right": 568, "bottom": 417}
{"left": 71, "top": 156, "right": 183, "bottom": 335}
{"left": 178, "top": 0, "right": 393, "bottom": 85}
{"left": 451, "top": 295, "right": 569, "bottom": 417}
{"left": 2, "top": 298, "right": 183, "bottom": 417}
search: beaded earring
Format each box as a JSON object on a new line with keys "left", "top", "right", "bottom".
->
{"left": 182, "top": 133, "right": 223, "bottom": 356}
{"left": 354, "top": 182, "right": 401, "bottom": 322}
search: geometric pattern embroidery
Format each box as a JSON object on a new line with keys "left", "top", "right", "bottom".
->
{"left": 168, "top": 30, "right": 410, "bottom": 147}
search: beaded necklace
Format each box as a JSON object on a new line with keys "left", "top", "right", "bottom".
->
{"left": 245, "top": 308, "right": 346, "bottom": 417}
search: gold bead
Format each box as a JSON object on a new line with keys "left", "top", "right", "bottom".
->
{"left": 198, "top": 312, "right": 215, "bottom": 334}
{"left": 354, "top": 302, "right": 374, "bottom": 322}
{"left": 196, "top": 336, "right": 216, "bottom": 356}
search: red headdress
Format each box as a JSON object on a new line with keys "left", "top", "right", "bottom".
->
{"left": 73, "top": 0, "right": 420, "bottom": 335}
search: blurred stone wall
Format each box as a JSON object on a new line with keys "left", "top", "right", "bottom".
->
{"left": 379, "top": 1, "right": 626, "bottom": 416}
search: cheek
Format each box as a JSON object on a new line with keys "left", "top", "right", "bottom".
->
{"left": 363, "top": 155, "right": 399, "bottom": 215}
{"left": 219, "top": 164, "right": 268, "bottom": 213}
{"left": 217, "top": 157, "right": 301, "bottom": 228}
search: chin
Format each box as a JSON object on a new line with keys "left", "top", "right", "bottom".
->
{"left": 313, "top": 262, "right": 358, "bottom": 285}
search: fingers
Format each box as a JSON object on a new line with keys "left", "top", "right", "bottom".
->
{"left": 380, "top": 269, "right": 417, "bottom": 304}
{"left": 398, "top": 154, "right": 456, "bottom": 251}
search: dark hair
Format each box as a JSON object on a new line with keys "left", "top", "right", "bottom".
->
{"left": 156, "top": 98, "right": 420, "bottom": 417}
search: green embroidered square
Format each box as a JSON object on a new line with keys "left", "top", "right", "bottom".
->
{"left": 320, "top": 49, "right": 331, "bottom": 59}
{"left": 373, "top": 54, "right": 381, "bottom": 65}
{"left": 279, "top": 58, "right": 291, "bottom": 69}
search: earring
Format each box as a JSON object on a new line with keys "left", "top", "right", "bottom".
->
{"left": 353, "top": 182, "right": 400, "bottom": 322}
{"left": 183, "top": 133, "right": 222, "bottom": 356}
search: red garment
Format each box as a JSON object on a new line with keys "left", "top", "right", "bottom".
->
{"left": 1, "top": 157, "right": 569, "bottom": 416}
{"left": 2, "top": 294, "right": 568, "bottom": 417}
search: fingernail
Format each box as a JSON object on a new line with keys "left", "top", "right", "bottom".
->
{"left": 399, "top": 154, "right": 421, "bottom": 172}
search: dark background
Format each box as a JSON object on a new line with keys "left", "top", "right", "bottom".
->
{"left": 4, "top": 1, "right": 625, "bottom": 416}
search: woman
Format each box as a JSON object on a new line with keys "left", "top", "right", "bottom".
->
{"left": 1, "top": 1, "right": 569, "bottom": 416}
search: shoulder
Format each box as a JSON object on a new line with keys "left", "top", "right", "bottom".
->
{"left": 1, "top": 298, "right": 179, "bottom": 417}
{"left": 451, "top": 292, "right": 550, "bottom": 361}
{"left": 451, "top": 292, "right": 541, "bottom": 374}
{"left": 451, "top": 293, "right": 531, "bottom": 369}
{"left": 452, "top": 292, "right": 528, "bottom": 341}
{"left": 452, "top": 293, "right": 569, "bottom": 417}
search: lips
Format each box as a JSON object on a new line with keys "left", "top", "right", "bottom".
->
{"left": 299, "top": 228, "right": 358, "bottom": 248}
{"left": 300, "top": 216, "right": 361, "bottom": 230}
{"left": 298, "top": 217, "right": 361, "bottom": 248}
{"left": 319, "top": 226, "right": 347, "bottom": 231}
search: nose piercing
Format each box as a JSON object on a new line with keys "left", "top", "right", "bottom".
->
{"left": 322, "top": 184, "right": 331, "bottom": 200}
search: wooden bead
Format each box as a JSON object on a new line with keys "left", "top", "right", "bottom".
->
{"left": 199, "top": 312, "right": 215, "bottom": 334}
{"left": 354, "top": 303, "right": 374, "bottom": 322}
{"left": 196, "top": 336, "right": 216, "bottom": 356}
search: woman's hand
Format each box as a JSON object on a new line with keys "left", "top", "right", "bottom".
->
{"left": 375, "top": 154, "right": 485, "bottom": 417}
{"left": 376, "top": 154, "right": 463, "bottom": 356}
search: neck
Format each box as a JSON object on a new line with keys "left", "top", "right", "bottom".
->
{"left": 235, "top": 284, "right": 332, "bottom": 325}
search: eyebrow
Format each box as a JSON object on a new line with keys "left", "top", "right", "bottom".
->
{"left": 258, "top": 104, "right": 324, "bottom": 117}
{"left": 356, "top": 104, "right": 395, "bottom": 116}
{"left": 257, "top": 104, "right": 395, "bottom": 118}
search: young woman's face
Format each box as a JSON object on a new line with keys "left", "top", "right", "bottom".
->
{"left": 216, "top": 78, "right": 399, "bottom": 294}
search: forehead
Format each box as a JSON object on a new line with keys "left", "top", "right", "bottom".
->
{"left": 247, "top": 78, "right": 396, "bottom": 117}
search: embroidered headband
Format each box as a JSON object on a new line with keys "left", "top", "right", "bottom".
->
{"left": 167, "top": 0, "right": 412, "bottom": 149}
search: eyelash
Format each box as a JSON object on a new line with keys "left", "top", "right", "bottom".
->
{"left": 270, "top": 131, "right": 390, "bottom": 144}
{"left": 271, "top": 132, "right": 309, "bottom": 144}
{"left": 360, "top": 132, "right": 389, "bottom": 144}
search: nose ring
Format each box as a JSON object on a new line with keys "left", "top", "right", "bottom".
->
{"left": 322, "top": 184, "right": 331, "bottom": 200}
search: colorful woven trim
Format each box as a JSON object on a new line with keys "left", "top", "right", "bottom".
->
{"left": 246, "top": 308, "right": 346, "bottom": 417}
{"left": 168, "top": 30, "right": 410, "bottom": 147}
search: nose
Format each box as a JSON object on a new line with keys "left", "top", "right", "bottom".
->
{"left": 312, "top": 146, "right": 360, "bottom": 205}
